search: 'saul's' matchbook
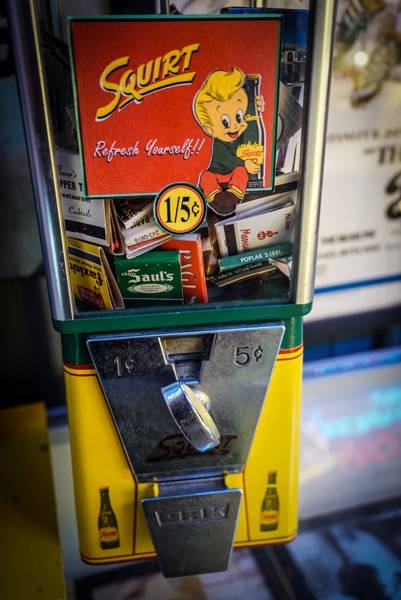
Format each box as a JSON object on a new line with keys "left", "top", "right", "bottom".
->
{"left": 115, "top": 251, "right": 183, "bottom": 305}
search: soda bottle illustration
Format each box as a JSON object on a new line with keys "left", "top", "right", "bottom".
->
{"left": 260, "top": 471, "right": 279, "bottom": 531}
{"left": 98, "top": 487, "right": 120, "bottom": 549}
{"left": 237, "top": 74, "right": 265, "bottom": 188}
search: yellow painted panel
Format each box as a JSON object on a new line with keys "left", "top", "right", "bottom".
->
{"left": 65, "top": 344, "right": 302, "bottom": 564}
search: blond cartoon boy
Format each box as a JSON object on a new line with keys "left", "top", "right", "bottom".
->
{"left": 194, "top": 67, "right": 263, "bottom": 216}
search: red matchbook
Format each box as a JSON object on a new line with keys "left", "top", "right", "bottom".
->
{"left": 161, "top": 234, "right": 208, "bottom": 304}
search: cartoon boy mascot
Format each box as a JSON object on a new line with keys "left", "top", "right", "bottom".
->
{"left": 194, "top": 67, "right": 264, "bottom": 216}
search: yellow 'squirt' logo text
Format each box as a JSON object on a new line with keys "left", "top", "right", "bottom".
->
{"left": 96, "top": 43, "right": 200, "bottom": 121}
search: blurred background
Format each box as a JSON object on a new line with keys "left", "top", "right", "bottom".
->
{"left": 1, "top": 1, "right": 401, "bottom": 598}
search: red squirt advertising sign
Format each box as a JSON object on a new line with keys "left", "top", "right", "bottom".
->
{"left": 69, "top": 16, "right": 281, "bottom": 202}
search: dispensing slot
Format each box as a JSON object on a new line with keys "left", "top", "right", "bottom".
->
{"left": 142, "top": 476, "right": 242, "bottom": 577}
{"left": 159, "top": 334, "right": 215, "bottom": 383}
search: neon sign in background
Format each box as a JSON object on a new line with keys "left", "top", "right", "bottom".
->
{"left": 300, "top": 347, "right": 401, "bottom": 520}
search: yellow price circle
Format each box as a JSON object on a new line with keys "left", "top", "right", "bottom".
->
{"left": 154, "top": 184, "right": 206, "bottom": 235}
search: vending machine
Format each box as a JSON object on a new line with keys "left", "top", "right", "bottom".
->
{"left": 7, "top": 0, "right": 335, "bottom": 578}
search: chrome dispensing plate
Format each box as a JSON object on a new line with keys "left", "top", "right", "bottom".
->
{"left": 87, "top": 323, "right": 284, "bottom": 482}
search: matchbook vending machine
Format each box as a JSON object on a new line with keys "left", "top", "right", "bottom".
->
{"left": 8, "top": 0, "right": 335, "bottom": 578}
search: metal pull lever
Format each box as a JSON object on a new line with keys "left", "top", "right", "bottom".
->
{"left": 159, "top": 335, "right": 220, "bottom": 452}
{"left": 161, "top": 380, "right": 220, "bottom": 452}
